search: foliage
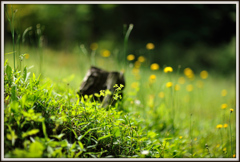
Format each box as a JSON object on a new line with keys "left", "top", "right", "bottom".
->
{"left": 3, "top": 4, "right": 236, "bottom": 158}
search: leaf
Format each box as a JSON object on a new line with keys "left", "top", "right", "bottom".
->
{"left": 23, "top": 67, "right": 27, "bottom": 81}
{"left": 74, "top": 151, "right": 83, "bottom": 158}
{"left": 78, "top": 141, "right": 86, "bottom": 151}
{"left": 78, "top": 128, "right": 99, "bottom": 141}
{"left": 42, "top": 121, "right": 48, "bottom": 139}
{"left": 50, "top": 133, "right": 65, "bottom": 140}
{"left": 32, "top": 73, "right": 35, "bottom": 82}
{"left": 29, "top": 141, "right": 45, "bottom": 157}
{"left": 22, "top": 129, "right": 39, "bottom": 138}
{"left": 7, "top": 131, "right": 18, "bottom": 146}
{"left": 70, "top": 142, "right": 76, "bottom": 152}
{"left": 11, "top": 85, "right": 17, "bottom": 101}
{"left": 4, "top": 51, "right": 15, "bottom": 55}
{"left": 97, "top": 134, "right": 112, "bottom": 141}
{"left": 14, "top": 76, "right": 21, "bottom": 84}
{"left": 6, "top": 64, "right": 12, "bottom": 84}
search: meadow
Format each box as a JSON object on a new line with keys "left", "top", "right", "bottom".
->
{"left": 3, "top": 4, "right": 237, "bottom": 158}
{"left": 3, "top": 40, "right": 237, "bottom": 158}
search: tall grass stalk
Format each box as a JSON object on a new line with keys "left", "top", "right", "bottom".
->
{"left": 5, "top": 5, "right": 17, "bottom": 71}
{"left": 123, "top": 24, "right": 134, "bottom": 70}
{"left": 36, "top": 24, "right": 43, "bottom": 76}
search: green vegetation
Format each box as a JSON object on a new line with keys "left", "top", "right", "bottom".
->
{"left": 3, "top": 4, "right": 236, "bottom": 159}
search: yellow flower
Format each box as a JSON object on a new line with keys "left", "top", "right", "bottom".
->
{"left": 178, "top": 77, "right": 185, "bottom": 84}
{"left": 186, "top": 84, "right": 193, "bottom": 92}
{"left": 127, "top": 54, "right": 135, "bottom": 61}
{"left": 223, "top": 124, "right": 228, "bottom": 128}
{"left": 200, "top": 70, "right": 208, "bottom": 79}
{"left": 146, "top": 43, "right": 155, "bottom": 50}
{"left": 25, "top": 53, "right": 29, "bottom": 59}
{"left": 149, "top": 74, "right": 156, "bottom": 82}
{"left": 101, "top": 50, "right": 111, "bottom": 57}
{"left": 216, "top": 144, "right": 220, "bottom": 148}
{"left": 166, "top": 82, "right": 173, "bottom": 88}
{"left": 150, "top": 63, "right": 159, "bottom": 70}
{"left": 134, "top": 61, "right": 141, "bottom": 68}
{"left": 184, "top": 68, "right": 194, "bottom": 79}
{"left": 221, "top": 89, "right": 227, "bottom": 96}
{"left": 138, "top": 56, "right": 145, "bottom": 62}
{"left": 179, "top": 136, "right": 183, "bottom": 139}
{"left": 158, "top": 92, "right": 164, "bottom": 98}
{"left": 230, "top": 108, "right": 234, "bottom": 112}
{"left": 90, "top": 43, "right": 98, "bottom": 50}
{"left": 223, "top": 147, "right": 227, "bottom": 152}
{"left": 194, "top": 138, "right": 197, "bottom": 141}
{"left": 164, "top": 66, "right": 173, "bottom": 73}
{"left": 221, "top": 104, "right": 227, "bottom": 109}
{"left": 233, "top": 154, "right": 236, "bottom": 158}
{"left": 216, "top": 124, "right": 223, "bottom": 129}
{"left": 175, "top": 84, "right": 180, "bottom": 91}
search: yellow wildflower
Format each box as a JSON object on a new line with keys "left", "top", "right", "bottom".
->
{"left": 179, "top": 136, "right": 183, "bottom": 139}
{"left": 233, "top": 154, "right": 236, "bottom": 158}
{"left": 178, "top": 77, "right": 185, "bottom": 84}
{"left": 223, "top": 124, "right": 228, "bottom": 128}
{"left": 146, "top": 43, "right": 155, "bottom": 50}
{"left": 200, "top": 70, "right": 208, "bottom": 79}
{"left": 101, "top": 50, "right": 110, "bottom": 57}
{"left": 230, "top": 108, "right": 234, "bottom": 112}
{"left": 221, "top": 104, "right": 227, "bottom": 109}
{"left": 166, "top": 82, "right": 173, "bottom": 88}
{"left": 194, "top": 138, "right": 197, "bottom": 141}
{"left": 184, "top": 68, "right": 194, "bottom": 79}
{"left": 138, "top": 56, "right": 145, "bottom": 62}
{"left": 25, "top": 53, "right": 29, "bottom": 59}
{"left": 164, "top": 66, "right": 173, "bottom": 73}
{"left": 134, "top": 61, "right": 141, "bottom": 68}
{"left": 175, "top": 84, "right": 180, "bottom": 91}
{"left": 149, "top": 75, "right": 156, "bottom": 83}
{"left": 216, "top": 124, "right": 223, "bottom": 129}
{"left": 216, "top": 144, "right": 220, "bottom": 148}
{"left": 158, "top": 92, "right": 164, "bottom": 98}
{"left": 221, "top": 89, "right": 227, "bottom": 96}
{"left": 127, "top": 54, "right": 135, "bottom": 61}
{"left": 150, "top": 63, "right": 159, "bottom": 70}
{"left": 90, "top": 43, "right": 98, "bottom": 50}
{"left": 223, "top": 148, "right": 227, "bottom": 152}
{"left": 186, "top": 84, "right": 193, "bottom": 92}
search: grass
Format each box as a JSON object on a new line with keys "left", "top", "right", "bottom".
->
{"left": 3, "top": 7, "right": 236, "bottom": 157}
{"left": 3, "top": 42, "right": 236, "bottom": 158}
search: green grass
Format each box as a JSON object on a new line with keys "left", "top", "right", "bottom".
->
{"left": 3, "top": 42, "right": 236, "bottom": 158}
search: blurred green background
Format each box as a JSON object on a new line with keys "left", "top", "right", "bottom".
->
{"left": 4, "top": 4, "right": 236, "bottom": 75}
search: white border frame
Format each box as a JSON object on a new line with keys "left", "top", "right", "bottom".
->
{"left": 1, "top": 1, "right": 239, "bottom": 161}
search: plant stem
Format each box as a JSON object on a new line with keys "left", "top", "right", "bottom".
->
{"left": 123, "top": 24, "right": 134, "bottom": 70}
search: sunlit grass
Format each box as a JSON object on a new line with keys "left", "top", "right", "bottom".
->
{"left": 4, "top": 41, "right": 236, "bottom": 158}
